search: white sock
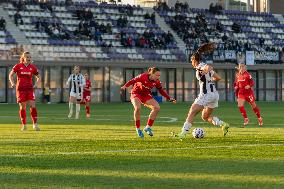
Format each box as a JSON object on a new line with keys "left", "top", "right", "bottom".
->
{"left": 212, "top": 117, "right": 223, "bottom": 126}
{"left": 76, "top": 104, "right": 80, "bottom": 118}
{"left": 69, "top": 102, "right": 73, "bottom": 115}
{"left": 181, "top": 121, "right": 192, "bottom": 134}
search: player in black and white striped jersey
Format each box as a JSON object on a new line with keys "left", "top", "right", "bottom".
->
{"left": 66, "top": 66, "right": 85, "bottom": 119}
{"left": 177, "top": 43, "right": 230, "bottom": 138}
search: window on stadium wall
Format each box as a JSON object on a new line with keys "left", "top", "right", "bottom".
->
{"left": 7, "top": 66, "right": 16, "bottom": 103}
{"left": 90, "top": 67, "right": 103, "bottom": 103}
{"left": 266, "top": 71, "right": 276, "bottom": 101}
{"left": 184, "top": 69, "right": 196, "bottom": 102}
{"left": 62, "top": 67, "right": 71, "bottom": 103}
{"left": 282, "top": 71, "right": 284, "bottom": 101}
{"left": 216, "top": 70, "right": 226, "bottom": 101}
{"left": 276, "top": 71, "right": 281, "bottom": 101}
{"left": 176, "top": 68, "right": 183, "bottom": 102}
{"left": 50, "top": 67, "right": 61, "bottom": 103}
{"left": 227, "top": 70, "right": 235, "bottom": 102}
{"left": 168, "top": 69, "right": 176, "bottom": 100}
{"left": 110, "top": 68, "right": 123, "bottom": 102}
{"left": 104, "top": 67, "right": 110, "bottom": 102}
{"left": 34, "top": 67, "right": 43, "bottom": 103}
{"left": 258, "top": 70, "right": 265, "bottom": 101}
{"left": 0, "top": 67, "right": 7, "bottom": 102}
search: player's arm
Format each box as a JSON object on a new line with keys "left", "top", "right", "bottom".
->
{"left": 81, "top": 76, "right": 86, "bottom": 87}
{"left": 121, "top": 74, "right": 143, "bottom": 90}
{"left": 245, "top": 74, "right": 254, "bottom": 89}
{"left": 33, "top": 74, "right": 41, "bottom": 88}
{"left": 66, "top": 75, "right": 72, "bottom": 87}
{"left": 157, "top": 82, "right": 176, "bottom": 103}
{"left": 212, "top": 71, "right": 221, "bottom": 82}
{"left": 8, "top": 69, "right": 16, "bottom": 88}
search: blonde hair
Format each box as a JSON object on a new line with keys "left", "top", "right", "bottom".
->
{"left": 148, "top": 67, "right": 160, "bottom": 74}
{"left": 19, "top": 51, "right": 30, "bottom": 63}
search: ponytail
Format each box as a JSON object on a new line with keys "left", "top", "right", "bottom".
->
{"left": 190, "top": 42, "right": 215, "bottom": 65}
{"left": 148, "top": 67, "right": 160, "bottom": 74}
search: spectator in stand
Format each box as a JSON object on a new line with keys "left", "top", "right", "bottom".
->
{"left": 0, "top": 17, "right": 6, "bottom": 31}
{"left": 14, "top": 11, "right": 23, "bottom": 26}
{"left": 150, "top": 13, "right": 156, "bottom": 24}
{"left": 209, "top": 2, "right": 223, "bottom": 14}
{"left": 232, "top": 22, "right": 241, "bottom": 33}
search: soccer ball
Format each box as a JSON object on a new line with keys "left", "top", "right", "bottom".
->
{"left": 192, "top": 128, "right": 205, "bottom": 138}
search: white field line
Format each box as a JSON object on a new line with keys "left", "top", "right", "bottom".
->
{"left": 0, "top": 143, "right": 283, "bottom": 157}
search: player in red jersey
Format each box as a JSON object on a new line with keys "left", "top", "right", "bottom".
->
{"left": 8, "top": 51, "right": 41, "bottom": 131}
{"left": 121, "top": 67, "right": 176, "bottom": 138}
{"left": 82, "top": 73, "right": 91, "bottom": 118}
{"left": 234, "top": 63, "right": 263, "bottom": 126}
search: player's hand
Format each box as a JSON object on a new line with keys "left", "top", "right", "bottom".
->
{"left": 169, "top": 98, "right": 176, "bottom": 104}
{"left": 121, "top": 86, "right": 127, "bottom": 90}
{"left": 245, "top": 85, "right": 250, "bottom": 89}
{"left": 10, "top": 83, "right": 15, "bottom": 88}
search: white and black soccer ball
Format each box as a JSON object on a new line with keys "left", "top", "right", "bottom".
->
{"left": 192, "top": 128, "right": 205, "bottom": 138}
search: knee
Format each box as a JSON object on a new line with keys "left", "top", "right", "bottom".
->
{"left": 201, "top": 114, "right": 209, "bottom": 122}
{"left": 134, "top": 106, "right": 141, "bottom": 113}
{"left": 153, "top": 106, "right": 160, "bottom": 112}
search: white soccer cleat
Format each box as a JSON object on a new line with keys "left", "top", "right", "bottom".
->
{"left": 33, "top": 123, "right": 40, "bottom": 131}
{"left": 68, "top": 113, "right": 72, "bottom": 118}
{"left": 21, "top": 125, "right": 27, "bottom": 131}
{"left": 243, "top": 118, "right": 249, "bottom": 126}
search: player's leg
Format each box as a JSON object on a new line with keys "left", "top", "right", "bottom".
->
{"left": 18, "top": 102, "right": 27, "bottom": 131}
{"left": 237, "top": 97, "right": 249, "bottom": 126}
{"left": 143, "top": 98, "right": 160, "bottom": 136}
{"left": 68, "top": 95, "right": 76, "bottom": 118}
{"left": 179, "top": 103, "right": 204, "bottom": 138}
{"left": 27, "top": 100, "right": 40, "bottom": 131}
{"left": 249, "top": 100, "right": 263, "bottom": 126}
{"left": 85, "top": 101, "right": 90, "bottom": 118}
{"left": 75, "top": 99, "right": 81, "bottom": 119}
{"left": 201, "top": 107, "right": 229, "bottom": 136}
{"left": 131, "top": 97, "right": 144, "bottom": 138}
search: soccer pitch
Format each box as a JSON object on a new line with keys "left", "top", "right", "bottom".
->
{"left": 0, "top": 102, "right": 283, "bottom": 189}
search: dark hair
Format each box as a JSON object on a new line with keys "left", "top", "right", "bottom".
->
{"left": 148, "top": 67, "right": 160, "bottom": 74}
{"left": 190, "top": 43, "right": 215, "bottom": 64}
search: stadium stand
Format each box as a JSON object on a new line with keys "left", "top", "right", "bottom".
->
{"left": 3, "top": 0, "right": 185, "bottom": 62}
{"left": 155, "top": 1, "right": 284, "bottom": 63}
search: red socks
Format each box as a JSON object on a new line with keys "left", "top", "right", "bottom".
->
{"left": 19, "top": 109, "right": 26, "bottom": 125}
{"left": 30, "top": 107, "right": 37, "bottom": 124}
{"left": 147, "top": 119, "right": 155, "bottom": 127}
{"left": 239, "top": 106, "right": 247, "bottom": 119}
{"left": 253, "top": 106, "right": 261, "bottom": 118}
{"left": 135, "top": 120, "right": 140, "bottom": 129}
{"left": 85, "top": 106, "right": 90, "bottom": 114}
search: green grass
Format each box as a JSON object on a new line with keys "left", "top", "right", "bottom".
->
{"left": 0, "top": 102, "right": 283, "bottom": 189}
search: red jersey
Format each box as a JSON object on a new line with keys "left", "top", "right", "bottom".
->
{"left": 83, "top": 79, "right": 91, "bottom": 96}
{"left": 234, "top": 71, "right": 254, "bottom": 95}
{"left": 124, "top": 72, "right": 170, "bottom": 100}
{"left": 12, "top": 63, "right": 39, "bottom": 91}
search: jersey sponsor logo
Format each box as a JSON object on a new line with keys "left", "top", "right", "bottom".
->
{"left": 21, "top": 72, "right": 32, "bottom": 75}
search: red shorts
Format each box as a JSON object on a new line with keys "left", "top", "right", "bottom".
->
{"left": 83, "top": 95, "right": 91, "bottom": 103}
{"left": 131, "top": 93, "right": 153, "bottom": 104}
{"left": 238, "top": 93, "right": 255, "bottom": 103}
{"left": 16, "top": 90, "right": 35, "bottom": 103}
